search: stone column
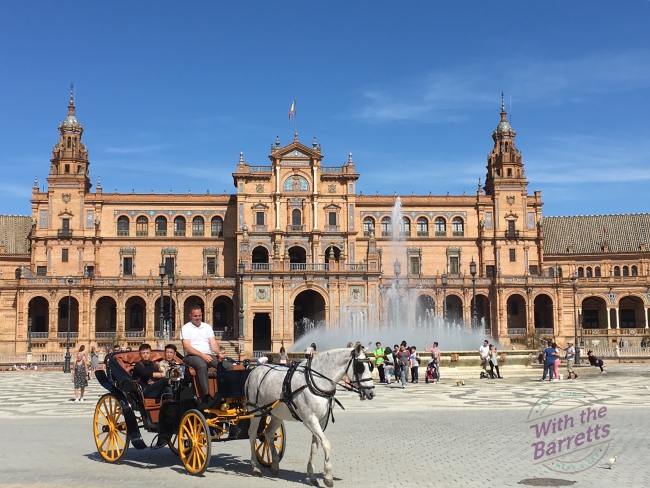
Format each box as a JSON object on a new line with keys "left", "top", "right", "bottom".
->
{"left": 606, "top": 308, "right": 611, "bottom": 329}
{"left": 615, "top": 307, "right": 620, "bottom": 329}
{"left": 645, "top": 307, "right": 649, "bottom": 329}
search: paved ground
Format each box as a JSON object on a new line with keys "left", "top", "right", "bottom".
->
{"left": 1, "top": 364, "right": 649, "bottom": 487}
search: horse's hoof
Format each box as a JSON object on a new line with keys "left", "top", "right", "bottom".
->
{"left": 253, "top": 468, "right": 262, "bottom": 477}
{"left": 307, "top": 478, "right": 320, "bottom": 487}
{"left": 270, "top": 466, "right": 279, "bottom": 476}
{"left": 324, "top": 479, "right": 334, "bottom": 488}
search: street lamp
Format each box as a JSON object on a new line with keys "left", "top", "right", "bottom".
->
{"left": 470, "top": 258, "right": 477, "bottom": 327}
{"left": 158, "top": 263, "right": 166, "bottom": 342}
{"left": 441, "top": 273, "right": 448, "bottom": 320}
{"left": 571, "top": 274, "right": 581, "bottom": 364}
{"left": 167, "top": 275, "right": 176, "bottom": 341}
{"left": 238, "top": 262, "right": 246, "bottom": 340}
{"left": 63, "top": 278, "right": 73, "bottom": 373}
{"left": 27, "top": 316, "right": 32, "bottom": 354}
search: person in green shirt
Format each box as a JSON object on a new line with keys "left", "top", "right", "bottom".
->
{"left": 374, "top": 342, "right": 386, "bottom": 383}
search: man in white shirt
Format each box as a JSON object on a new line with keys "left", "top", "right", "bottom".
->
{"left": 478, "top": 340, "right": 490, "bottom": 372}
{"left": 180, "top": 305, "right": 221, "bottom": 403}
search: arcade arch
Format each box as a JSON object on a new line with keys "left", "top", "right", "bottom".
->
{"left": 293, "top": 289, "right": 326, "bottom": 339}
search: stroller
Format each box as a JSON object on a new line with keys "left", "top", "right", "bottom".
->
{"left": 425, "top": 360, "right": 439, "bottom": 383}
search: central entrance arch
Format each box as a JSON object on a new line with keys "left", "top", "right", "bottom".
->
{"left": 293, "top": 290, "right": 326, "bottom": 340}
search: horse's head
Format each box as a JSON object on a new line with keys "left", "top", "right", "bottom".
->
{"left": 347, "top": 344, "right": 376, "bottom": 400}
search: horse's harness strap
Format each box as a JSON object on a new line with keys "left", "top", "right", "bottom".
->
{"left": 279, "top": 360, "right": 307, "bottom": 422}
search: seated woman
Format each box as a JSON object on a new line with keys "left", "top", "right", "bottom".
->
{"left": 587, "top": 350, "right": 606, "bottom": 374}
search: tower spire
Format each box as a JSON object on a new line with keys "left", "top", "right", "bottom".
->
{"left": 70, "top": 83, "right": 75, "bottom": 106}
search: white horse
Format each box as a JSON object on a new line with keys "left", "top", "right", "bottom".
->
{"left": 245, "top": 345, "right": 375, "bottom": 487}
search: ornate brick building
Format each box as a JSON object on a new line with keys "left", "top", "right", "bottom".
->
{"left": 0, "top": 92, "right": 648, "bottom": 355}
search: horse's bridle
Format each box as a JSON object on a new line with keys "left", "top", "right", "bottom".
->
{"left": 346, "top": 350, "right": 376, "bottom": 399}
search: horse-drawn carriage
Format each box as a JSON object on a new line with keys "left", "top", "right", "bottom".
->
{"left": 93, "top": 345, "right": 375, "bottom": 484}
{"left": 93, "top": 350, "right": 284, "bottom": 475}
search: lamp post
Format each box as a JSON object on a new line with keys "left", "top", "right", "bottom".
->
{"left": 470, "top": 258, "right": 477, "bottom": 327}
{"left": 27, "top": 316, "right": 32, "bottom": 355}
{"left": 571, "top": 274, "right": 580, "bottom": 365}
{"left": 237, "top": 262, "right": 245, "bottom": 340}
{"left": 63, "top": 278, "right": 73, "bottom": 373}
{"left": 158, "top": 263, "right": 166, "bottom": 343}
{"left": 441, "top": 273, "right": 448, "bottom": 320}
{"left": 167, "top": 275, "right": 176, "bottom": 341}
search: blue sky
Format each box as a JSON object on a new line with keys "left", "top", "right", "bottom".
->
{"left": 1, "top": 2, "right": 650, "bottom": 217}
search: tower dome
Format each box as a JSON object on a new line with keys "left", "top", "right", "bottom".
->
{"left": 59, "top": 84, "right": 83, "bottom": 134}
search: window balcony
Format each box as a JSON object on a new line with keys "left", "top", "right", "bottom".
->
{"left": 507, "top": 328, "right": 525, "bottom": 335}
{"left": 452, "top": 231, "right": 464, "bottom": 237}
{"left": 324, "top": 226, "right": 340, "bottom": 232}
{"left": 136, "top": 230, "right": 148, "bottom": 237}
{"left": 211, "top": 230, "right": 223, "bottom": 237}
{"left": 435, "top": 231, "right": 446, "bottom": 237}
{"left": 505, "top": 230, "right": 520, "bottom": 239}
{"left": 251, "top": 263, "right": 271, "bottom": 271}
{"left": 290, "top": 263, "right": 328, "bottom": 271}
{"left": 252, "top": 226, "right": 267, "bottom": 232}
{"left": 249, "top": 166, "right": 272, "bottom": 172}
{"left": 29, "top": 332, "right": 49, "bottom": 339}
{"left": 57, "top": 332, "right": 79, "bottom": 339}
{"left": 155, "top": 230, "right": 167, "bottom": 237}
{"left": 117, "top": 230, "right": 129, "bottom": 237}
{"left": 321, "top": 166, "right": 344, "bottom": 173}
{"left": 95, "top": 332, "right": 116, "bottom": 339}
{"left": 173, "top": 230, "right": 186, "bottom": 237}
{"left": 125, "top": 331, "right": 145, "bottom": 338}
{"left": 417, "top": 231, "right": 429, "bottom": 237}
{"left": 287, "top": 225, "right": 305, "bottom": 232}
{"left": 348, "top": 263, "right": 368, "bottom": 272}
{"left": 57, "top": 229, "right": 73, "bottom": 238}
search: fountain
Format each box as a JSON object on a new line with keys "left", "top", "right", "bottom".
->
{"left": 290, "top": 197, "right": 500, "bottom": 353}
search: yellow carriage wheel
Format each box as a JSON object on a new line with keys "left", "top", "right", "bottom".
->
{"left": 178, "top": 409, "right": 211, "bottom": 476}
{"left": 93, "top": 393, "right": 130, "bottom": 463}
{"left": 168, "top": 433, "right": 179, "bottom": 456}
{"left": 254, "top": 418, "right": 286, "bottom": 467}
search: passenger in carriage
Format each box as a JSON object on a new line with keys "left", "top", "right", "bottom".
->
{"left": 180, "top": 305, "right": 222, "bottom": 404}
{"left": 158, "top": 343, "right": 181, "bottom": 376}
{"left": 133, "top": 343, "right": 172, "bottom": 400}
{"left": 216, "top": 346, "right": 234, "bottom": 372}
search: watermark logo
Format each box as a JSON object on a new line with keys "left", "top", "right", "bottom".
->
{"left": 525, "top": 388, "right": 612, "bottom": 473}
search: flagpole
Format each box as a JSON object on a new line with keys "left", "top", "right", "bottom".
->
{"left": 294, "top": 98, "right": 297, "bottom": 139}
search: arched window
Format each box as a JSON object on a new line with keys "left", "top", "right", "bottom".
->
{"left": 452, "top": 217, "right": 464, "bottom": 237}
{"left": 211, "top": 216, "right": 223, "bottom": 237}
{"left": 363, "top": 217, "right": 375, "bottom": 237}
{"left": 505, "top": 142, "right": 509, "bottom": 153}
{"left": 291, "top": 209, "right": 302, "bottom": 229}
{"left": 381, "top": 217, "right": 392, "bottom": 237}
{"left": 174, "top": 216, "right": 186, "bottom": 236}
{"left": 577, "top": 267, "right": 584, "bottom": 278}
{"left": 192, "top": 216, "right": 205, "bottom": 236}
{"left": 586, "top": 267, "right": 592, "bottom": 278}
{"left": 136, "top": 216, "right": 148, "bottom": 236}
{"left": 401, "top": 217, "right": 411, "bottom": 237}
{"left": 117, "top": 216, "right": 130, "bottom": 236}
{"left": 434, "top": 217, "right": 446, "bottom": 237}
{"left": 548, "top": 267, "right": 554, "bottom": 278}
{"left": 155, "top": 216, "right": 167, "bottom": 236}
{"left": 622, "top": 266, "right": 629, "bottom": 277}
{"left": 417, "top": 217, "right": 429, "bottom": 237}
{"left": 631, "top": 265, "right": 638, "bottom": 276}
{"left": 67, "top": 137, "right": 71, "bottom": 148}
{"left": 595, "top": 266, "right": 601, "bottom": 277}
{"left": 614, "top": 266, "right": 620, "bottom": 277}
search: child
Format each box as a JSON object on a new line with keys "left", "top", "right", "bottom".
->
{"left": 587, "top": 350, "right": 606, "bottom": 373}
{"left": 410, "top": 346, "right": 420, "bottom": 383}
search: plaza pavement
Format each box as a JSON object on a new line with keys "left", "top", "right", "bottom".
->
{"left": 0, "top": 364, "right": 649, "bottom": 487}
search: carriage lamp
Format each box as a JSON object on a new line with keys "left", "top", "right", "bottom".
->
{"left": 159, "top": 263, "right": 166, "bottom": 342}
{"left": 238, "top": 262, "right": 245, "bottom": 340}
{"left": 470, "top": 258, "right": 477, "bottom": 327}
{"left": 441, "top": 273, "right": 448, "bottom": 320}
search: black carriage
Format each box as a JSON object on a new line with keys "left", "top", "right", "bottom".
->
{"left": 93, "top": 350, "right": 285, "bottom": 475}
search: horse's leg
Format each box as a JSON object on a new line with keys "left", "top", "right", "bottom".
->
{"left": 248, "top": 415, "right": 263, "bottom": 476}
{"left": 266, "top": 415, "right": 282, "bottom": 476}
{"left": 306, "top": 417, "right": 333, "bottom": 488}
{"left": 306, "top": 433, "right": 320, "bottom": 486}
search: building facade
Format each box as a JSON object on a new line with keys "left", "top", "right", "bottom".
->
{"left": 0, "top": 92, "right": 648, "bottom": 356}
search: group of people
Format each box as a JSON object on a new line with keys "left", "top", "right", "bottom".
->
{"left": 478, "top": 340, "right": 503, "bottom": 379}
{"left": 540, "top": 340, "right": 606, "bottom": 381}
{"left": 372, "top": 341, "right": 424, "bottom": 388}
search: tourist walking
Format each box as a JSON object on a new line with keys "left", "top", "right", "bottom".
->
{"left": 374, "top": 342, "right": 386, "bottom": 383}
{"left": 553, "top": 342, "right": 561, "bottom": 379}
{"left": 410, "top": 346, "right": 420, "bottom": 383}
{"left": 383, "top": 347, "right": 394, "bottom": 384}
{"left": 489, "top": 344, "right": 502, "bottom": 379}
{"left": 540, "top": 343, "right": 558, "bottom": 381}
{"left": 397, "top": 344, "right": 410, "bottom": 388}
{"left": 90, "top": 346, "right": 99, "bottom": 375}
{"left": 305, "top": 343, "right": 316, "bottom": 360}
{"left": 72, "top": 352, "right": 88, "bottom": 402}
{"left": 479, "top": 340, "right": 490, "bottom": 372}
{"left": 564, "top": 341, "right": 578, "bottom": 379}
{"left": 279, "top": 346, "right": 287, "bottom": 365}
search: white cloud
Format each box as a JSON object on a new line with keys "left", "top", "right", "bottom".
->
{"left": 357, "top": 50, "right": 650, "bottom": 122}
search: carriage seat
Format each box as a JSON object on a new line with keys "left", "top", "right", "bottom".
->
{"left": 185, "top": 363, "right": 245, "bottom": 399}
{"left": 110, "top": 350, "right": 181, "bottom": 424}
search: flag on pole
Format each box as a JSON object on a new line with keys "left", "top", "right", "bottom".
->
{"left": 288, "top": 99, "right": 295, "bottom": 122}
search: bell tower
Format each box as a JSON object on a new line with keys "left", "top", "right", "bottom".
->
{"left": 48, "top": 84, "right": 91, "bottom": 192}
{"left": 484, "top": 93, "right": 525, "bottom": 195}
